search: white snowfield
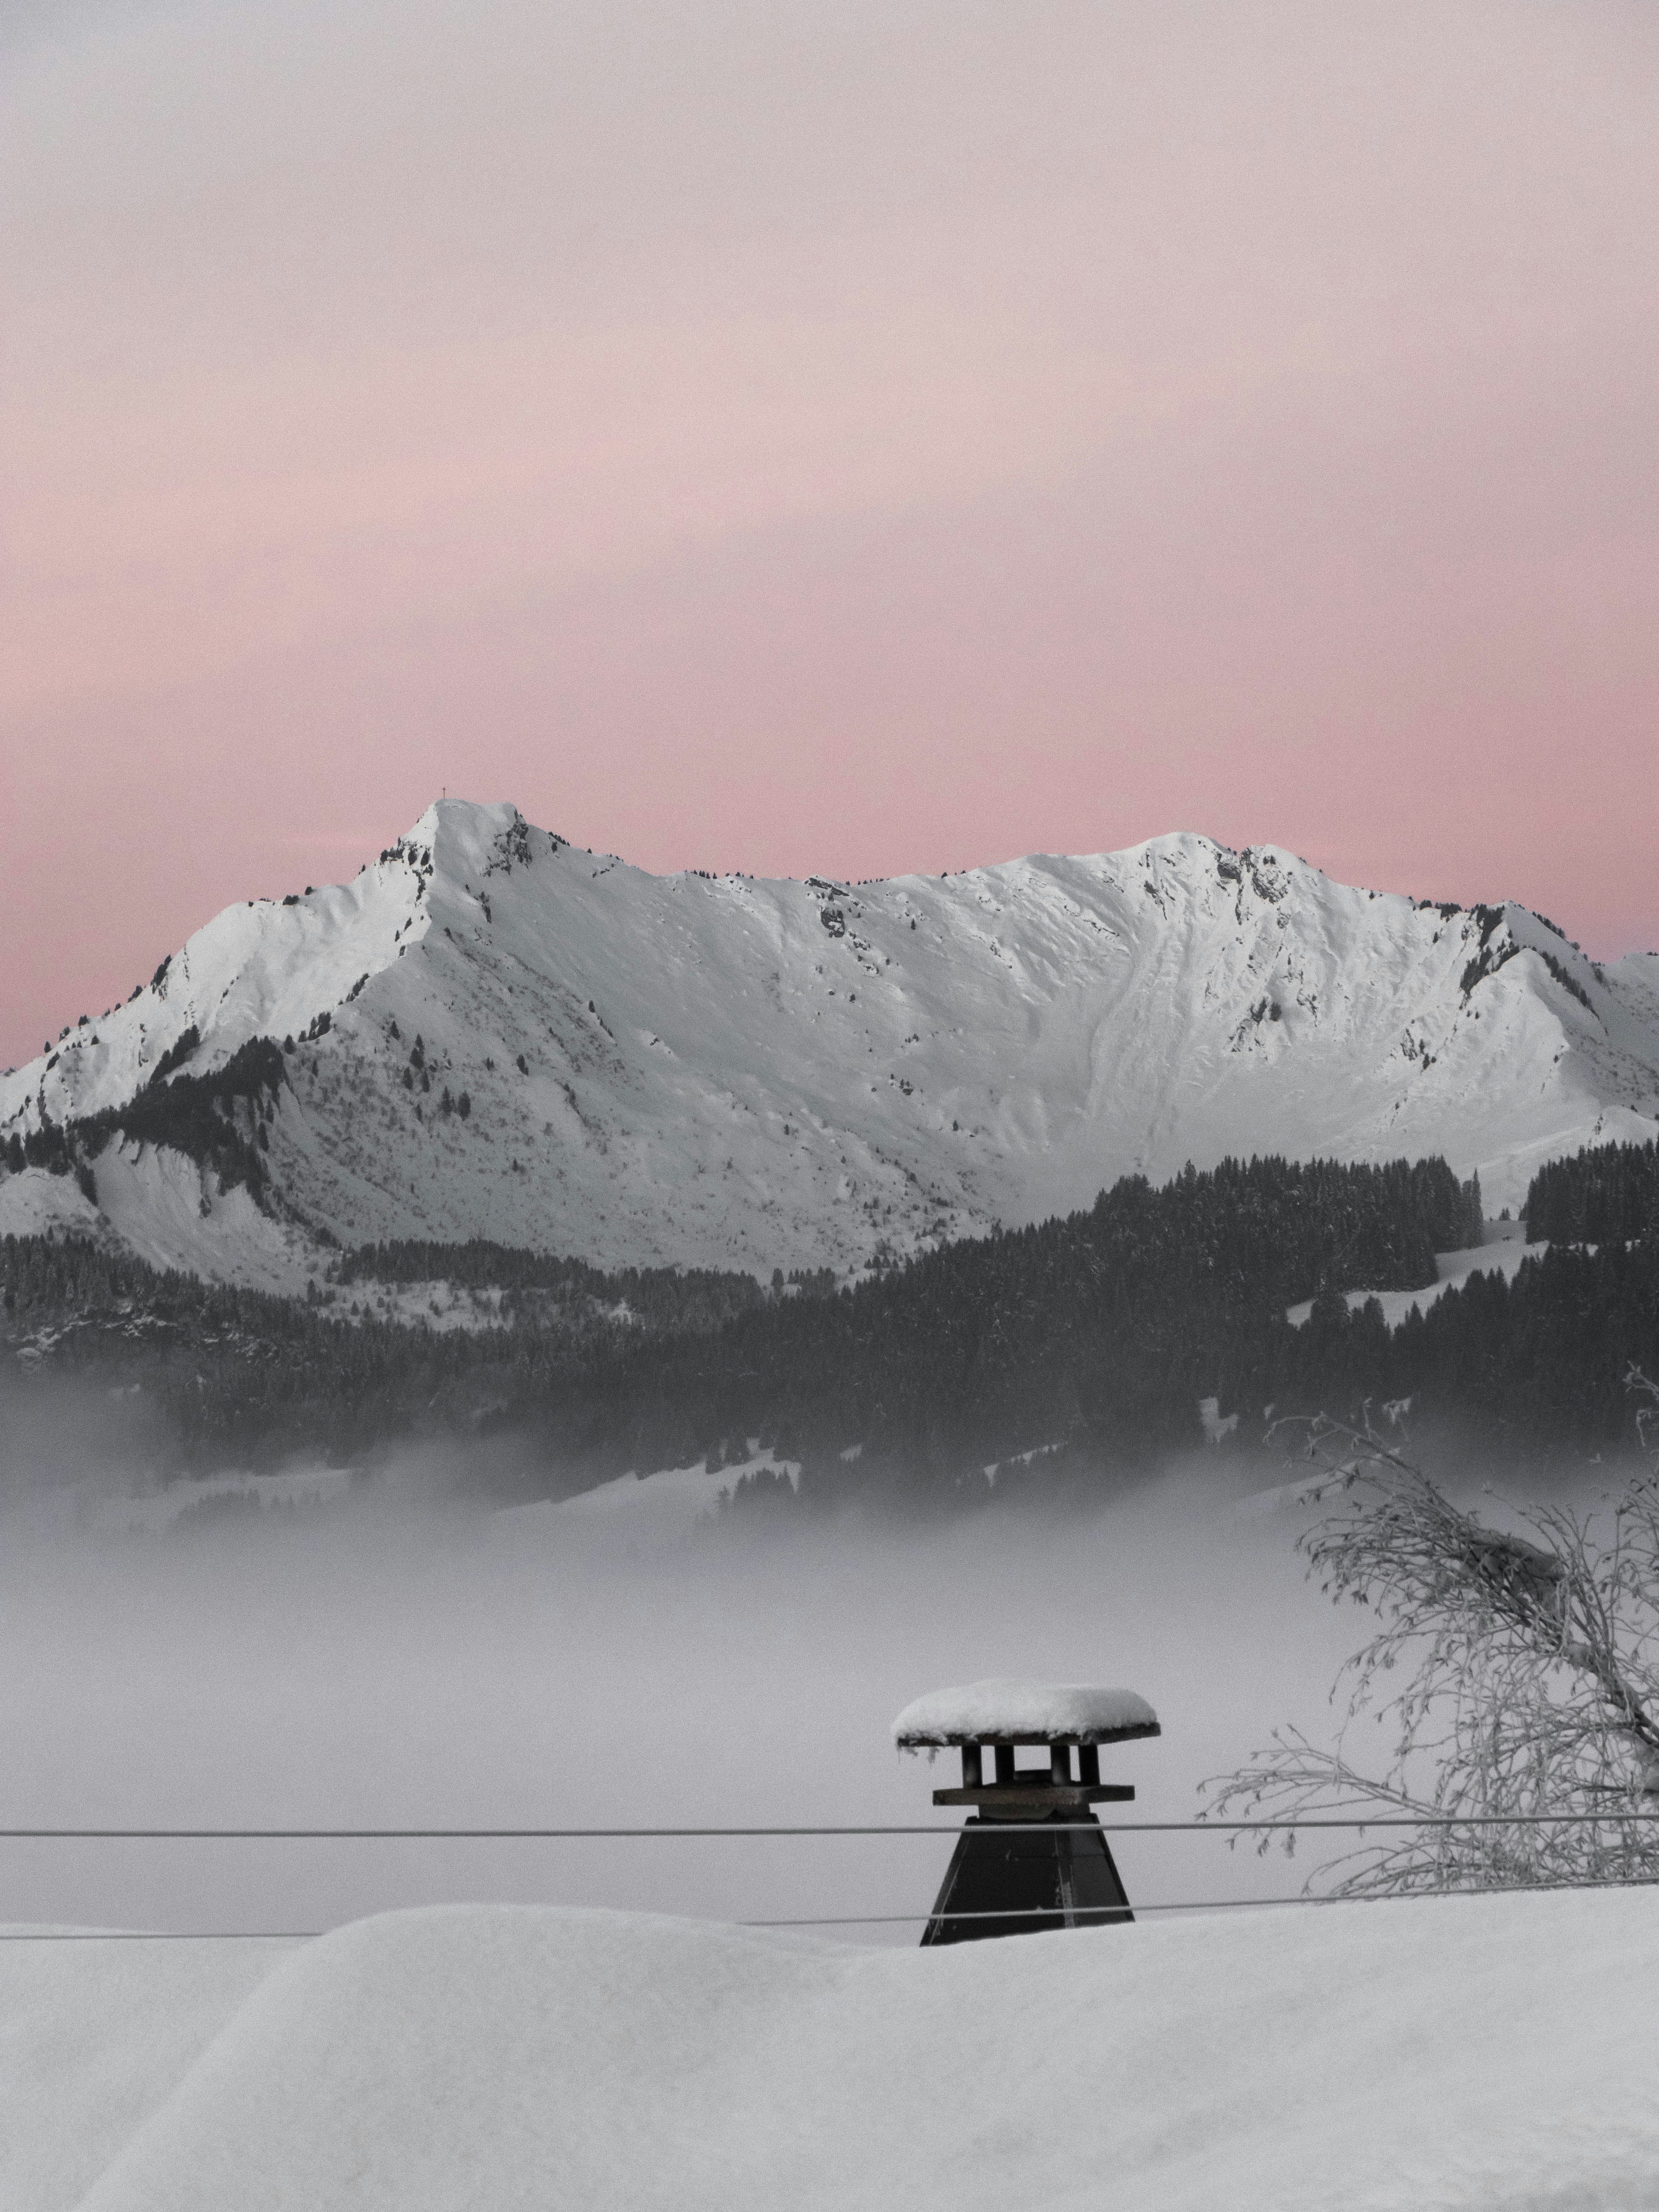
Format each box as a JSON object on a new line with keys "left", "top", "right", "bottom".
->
{"left": 5, "top": 1892, "right": 1659, "bottom": 2212}
{"left": 893, "top": 1678, "right": 1160, "bottom": 1744}
{"left": 3, "top": 797, "right": 1658, "bottom": 1289}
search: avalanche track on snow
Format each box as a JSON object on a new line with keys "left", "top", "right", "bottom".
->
{"left": 3, "top": 799, "right": 1657, "bottom": 1289}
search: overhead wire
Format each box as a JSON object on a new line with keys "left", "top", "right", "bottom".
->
{"left": 9, "top": 1815, "right": 1655, "bottom": 1937}
{"left": 6, "top": 1813, "right": 1659, "bottom": 1840}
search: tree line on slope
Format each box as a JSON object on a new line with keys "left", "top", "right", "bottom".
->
{"left": 332, "top": 1239, "right": 776, "bottom": 1336}
{"left": 0, "top": 1152, "right": 1514, "bottom": 1487}
{"left": 1, "top": 1037, "right": 285, "bottom": 1205}
{"left": 538, "top": 1155, "right": 1481, "bottom": 1487}
{"left": 520, "top": 1169, "right": 1656, "bottom": 1503}
{"left": 1525, "top": 1136, "right": 1659, "bottom": 1244}
{"left": 11, "top": 1145, "right": 1659, "bottom": 1495}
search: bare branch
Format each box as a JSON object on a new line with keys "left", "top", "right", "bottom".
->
{"left": 1204, "top": 1382, "right": 1659, "bottom": 1896}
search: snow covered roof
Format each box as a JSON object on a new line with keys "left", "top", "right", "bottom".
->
{"left": 891, "top": 1679, "right": 1160, "bottom": 1746}
{"left": 12, "top": 1892, "right": 1658, "bottom": 2210}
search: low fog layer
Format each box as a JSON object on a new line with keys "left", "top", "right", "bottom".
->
{"left": 0, "top": 1436, "right": 1448, "bottom": 1943}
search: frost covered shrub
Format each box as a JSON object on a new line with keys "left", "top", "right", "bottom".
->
{"left": 1206, "top": 1380, "right": 1659, "bottom": 1896}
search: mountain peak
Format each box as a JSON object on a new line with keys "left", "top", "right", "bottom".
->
{"left": 398, "top": 798, "right": 541, "bottom": 876}
{"left": 3, "top": 807, "right": 1657, "bottom": 1291}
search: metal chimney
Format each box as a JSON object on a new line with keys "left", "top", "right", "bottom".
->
{"left": 893, "top": 1679, "right": 1160, "bottom": 1944}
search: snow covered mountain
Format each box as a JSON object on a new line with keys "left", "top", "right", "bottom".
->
{"left": 3, "top": 799, "right": 1657, "bottom": 1291}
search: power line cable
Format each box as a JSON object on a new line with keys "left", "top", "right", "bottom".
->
{"left": 6, "top": 1813, "right": 1659, "bottom": 1840}
{"left": 6, "top": 1873, "right": 1658, "bottom": 1941}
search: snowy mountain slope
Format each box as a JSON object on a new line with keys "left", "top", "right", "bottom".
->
{"left": 3, "top": 799, "right": 1657, "bottom": 1287}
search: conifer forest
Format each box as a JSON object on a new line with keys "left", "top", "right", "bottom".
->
{"left": 5, "top": 1144, "right": 1656, "bottom": 1501}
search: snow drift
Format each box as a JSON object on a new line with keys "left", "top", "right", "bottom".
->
{"left": 5, "top": 798, "right": 1658, "bottom": 1287}
{"left": 8, "top": 1889, "right": 1657, "bottom": 2212}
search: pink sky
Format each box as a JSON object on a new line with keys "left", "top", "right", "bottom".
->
{"left": 4, "top": 0, "right": 1658, "bottom": 1068}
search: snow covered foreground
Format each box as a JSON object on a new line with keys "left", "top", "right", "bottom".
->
{"left": 8, "top": 1891, "right": 1659, "bottom": 2212}
{"left": 5, "top": 798, "right": 1659, "bottom": 1289}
